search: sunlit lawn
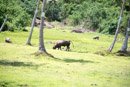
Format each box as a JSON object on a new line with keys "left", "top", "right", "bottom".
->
{"left": 0, "top": 27, "right": 130, "bottom": 87}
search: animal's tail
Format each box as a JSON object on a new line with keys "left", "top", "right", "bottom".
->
{"left": 70, "top": 41, "right": 74, "bottom": 48}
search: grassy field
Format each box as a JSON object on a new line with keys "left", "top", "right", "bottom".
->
{"left": 0, "top": 27, "right": 130, "bottom": 87}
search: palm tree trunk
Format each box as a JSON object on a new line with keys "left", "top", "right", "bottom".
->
{"left": 119, "top": 18, "right": 130, "bottom": 52}
{"left": 39, "top": 0, "right": 47, "bottom": 52}
{"left": 26, "top": 0, "right": 40, "bottom": 45}
{"left": 0, "top": 15, "right": 7, "bottom": 32}
{"left": 108, "top": 0, "right": 126, "bottom": 52}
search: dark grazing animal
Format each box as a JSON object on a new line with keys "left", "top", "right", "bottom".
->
{"left": 53, "top": 40, "right": 71, "bottom": 51}
{"left": 93, "top": 36, "right": 99, "bottom": 40}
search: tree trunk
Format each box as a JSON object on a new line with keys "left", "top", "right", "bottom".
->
{"left": 119, "top": 18, "right": 130, "bottom": 52}
{"left": 26, "top": 0, "right": 40, "bottom": 45}
{"left": 39, "top": 0, "right": 47, "bottom": 53}
{"left": 0, "top": 15, "right": 7, "bottom": 32}
{"left": 108, "top": 0, "right": 126, "bottom": 52}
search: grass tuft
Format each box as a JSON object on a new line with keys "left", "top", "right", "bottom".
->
{"left": 94, "top": 50, "right": 110, "bottom": 56}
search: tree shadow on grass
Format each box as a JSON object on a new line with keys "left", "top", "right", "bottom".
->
{"left": 0, "top": 81, "right": 29, "bottom": 87}
{"left": 63, "top": 58, "right": 98, "bottom": 63}
{"left": 50, "top": 56, "right": 99, "bottom": 64}
{"left": 0, "top": 60, "right": 45, "bottom": 67}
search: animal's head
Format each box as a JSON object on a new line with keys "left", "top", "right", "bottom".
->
{"left": 53, "top": 46, "right": 56, "bottom": 49}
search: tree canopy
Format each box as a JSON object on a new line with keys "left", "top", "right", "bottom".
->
{"left": 0, "top": 0, "right": 36, "bottom": 31}
{"left": 45, "top": 0, "right": 130, "bottom": 34}
{"left": 0, "top": 0, "right": 130, "bottom": 34}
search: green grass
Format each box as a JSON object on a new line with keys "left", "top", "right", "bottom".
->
{"left": 0, "top": 27, "right": 130, "bottom": 87}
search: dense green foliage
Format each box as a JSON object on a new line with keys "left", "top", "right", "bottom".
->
{"left": 0, "top": 0, "right": 36, "bottom": 31}
{"left": 45, "top": 0, "right": 61, "bottom": 21}
{"left": 0, "top": 0, "right": 130, "bottom": 34}
{"left": 46, "top": 0, "right": 130, "bottom": 34}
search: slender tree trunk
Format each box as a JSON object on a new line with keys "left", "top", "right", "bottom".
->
{"left": 0, "top": 15, "right": 7, "bottom": 32}
{"left": 108, "top": 0, "right": 126, "bottom": 52}
{"left": 119, "top": 18, "right": 130, "bottom": 52}
{"left": 26, "top": 0, "right": 40, "bottom": 45}
{"left": 39, "top": 0, "right": 47, "bottom": 53}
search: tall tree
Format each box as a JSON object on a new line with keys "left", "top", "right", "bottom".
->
{"left": 26, "top": 0, "right": 40, "bottom": 45}
{"left": 119, "top": 17, "right": 130, "bottom": 52}
{"left": 38, "top": 0, "right": 47, "bottom": 53}
{"left": 0, "top": 15, "right": 7, "bottom": 32}
{"left": 108, "top": 0, "right": 126, "bottom": 52}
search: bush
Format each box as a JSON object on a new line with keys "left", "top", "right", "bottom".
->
{"left": 0, "top": 0, "right": 33, "bottom": 31}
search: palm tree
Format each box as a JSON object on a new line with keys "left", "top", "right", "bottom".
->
{"left": 108, "top": 0, "right": 126, "bottom": 52}
{"left": 39, "top": 0, "right": 46, "bottom": 53}
{"left": 38, "top": 0, "right": 54, "bottom": 58}
{"left": 119, "top": 17, "right": 130, "bottom": 52}
{"left": 26, "top": 0, "right": 40, "bottom": 45}
{"left": 0, "top": 15, "right": 7, "bottom": 32}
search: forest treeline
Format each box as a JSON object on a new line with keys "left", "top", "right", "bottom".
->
{"left": 0, "top": 0, "right": 130, "bottom": 34}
